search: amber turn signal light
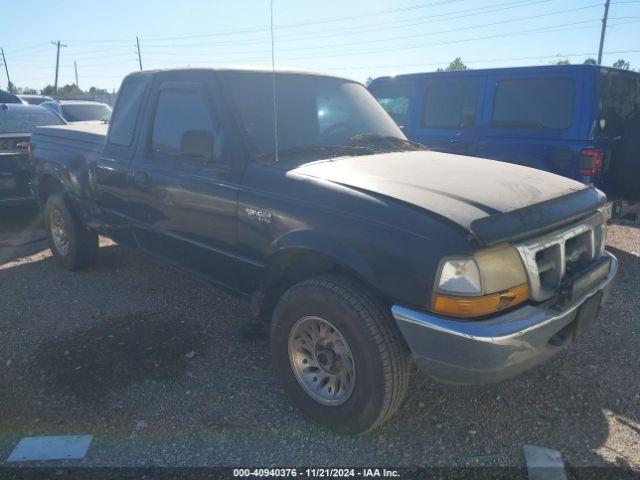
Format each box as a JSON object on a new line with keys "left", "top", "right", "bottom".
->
{"left": 432, "top": 283, "right": 529, "bottom": 318}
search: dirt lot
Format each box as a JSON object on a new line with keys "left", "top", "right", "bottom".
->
{"left": 0, "top": 206, "right": 639, "bottom": 470}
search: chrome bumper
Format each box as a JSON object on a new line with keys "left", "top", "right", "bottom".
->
{"left": 392, "top": 251, "right": 618, "bottom": 385}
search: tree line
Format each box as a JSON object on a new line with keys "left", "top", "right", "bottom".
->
{"left": 7, "top": 83, "right": 114, "bottom": 97}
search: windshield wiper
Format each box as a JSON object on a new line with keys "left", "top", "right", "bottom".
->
{"left": 256, "top": 144, "right": 375, "bottom": 162}
{"left": 347, "top": 133, "right": 426, "bottom": 152}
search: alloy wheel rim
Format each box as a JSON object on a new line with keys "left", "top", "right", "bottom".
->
{"left": 50, "top": 209, "right": 69, "bottom": 256}
{"left": 288, "top": 316, "right": 356, "bottom": 406}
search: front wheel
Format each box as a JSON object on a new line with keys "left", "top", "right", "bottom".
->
{"left": 271, "top": 275, "right": 410, "bottom": 434}
{"left": 44, "top": 192, "right": 98, "bottom": 270}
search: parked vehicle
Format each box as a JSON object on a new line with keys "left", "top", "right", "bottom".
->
{"left": 19, "top": 94, "right": 54, "bottom": 105}
{"left": 0, "top": 90, "right": 24, "bottom": 104}
{"left": 0, "top": 103, "right": 65, "bottom": 204}
{"left": 41, "top": 99, "right": 112, "bottom": 123}
{"left": 29, "top": 68, "right": 617, "bottom": 433}
{"left": 369, "top": 65, "right": 640, "bottom": 210}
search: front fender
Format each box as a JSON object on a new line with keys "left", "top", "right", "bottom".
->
{"left": 269, "top": 229, "right": 377, "bottom": 288}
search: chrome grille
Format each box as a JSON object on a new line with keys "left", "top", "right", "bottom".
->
{"left": 515, "top": 212, "right": 606, "bottom": 301}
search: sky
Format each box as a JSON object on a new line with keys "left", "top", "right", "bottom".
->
{"left": 1, "top": 0, "right": 639, "bottom": 92}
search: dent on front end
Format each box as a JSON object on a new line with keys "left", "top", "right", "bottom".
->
{"left": 391, "top": 208, "right": 618, "bottom": 385}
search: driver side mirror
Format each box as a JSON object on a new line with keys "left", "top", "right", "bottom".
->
{"left": 180, "top": 130, "right": 214, "bottom": 160}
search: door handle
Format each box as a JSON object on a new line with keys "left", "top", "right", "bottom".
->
{"left": 132, "top": 170, "right": 150, "bottom": 188}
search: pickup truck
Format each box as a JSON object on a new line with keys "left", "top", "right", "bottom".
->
{"left": 29, "top": 68, "right": 617, "bottom": 433}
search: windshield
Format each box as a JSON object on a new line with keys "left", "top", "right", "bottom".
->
{"left": 0, "top": 106, "right": 65, "bottom": 134}
{"left": 598, "top": 70, "right": 640, "bottom": 136}
{"left": 218, "top": 72, "right": 410, "bottom": 162}
{"left": 61, "top": 103, "right": 112, "bottom": 122}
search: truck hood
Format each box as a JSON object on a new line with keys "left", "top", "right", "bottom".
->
{"left": 292, "top": 150, "right": 605, "bottom": 245}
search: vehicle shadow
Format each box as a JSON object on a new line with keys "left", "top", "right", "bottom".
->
{"left": 33, "top": 310, "right": 209, "bottom": 403}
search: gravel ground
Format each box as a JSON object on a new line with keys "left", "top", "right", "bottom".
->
{"left": 0, "top": 207, "right": 638, "bottom": 470}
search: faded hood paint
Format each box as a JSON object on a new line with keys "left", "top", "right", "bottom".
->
{"left": 292, "top": 150, "right": 605, "bottom": 245}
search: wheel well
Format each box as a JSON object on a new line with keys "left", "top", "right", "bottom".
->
{"left": 256, "top": 250, "right": 383, "bottom": 321}
{"left": 38, "top": 175, "right": 64, "bottom": 203}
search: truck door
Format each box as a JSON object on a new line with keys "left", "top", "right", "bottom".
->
{"left": 410, "top": 75, "right": 483, "bottom": 156}
{"left": 127, "top": 73, "right": 242, "bottom": 291}
{"left": 96, "top": 78, "right": 148, "bottom": 246}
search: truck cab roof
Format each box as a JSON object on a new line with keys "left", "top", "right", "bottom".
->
{"left": 123, "top": 66, "right": 355, "bottom": 83}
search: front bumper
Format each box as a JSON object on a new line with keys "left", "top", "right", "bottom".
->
{"left": 392, "top": 251, "right": 618, "bottom": 385}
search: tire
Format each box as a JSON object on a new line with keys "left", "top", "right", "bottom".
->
{"left": 44, "top": 192, "right": 98, "bottom": 270}
{"left": 271, "top": 275, "right": 410, "bottom": 434}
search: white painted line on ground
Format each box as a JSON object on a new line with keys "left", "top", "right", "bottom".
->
{"left": 523, "top": 444, "right": 567, "bottom": 480}
{"left": 7, "top": 435, "right": 93, "bottom": 462}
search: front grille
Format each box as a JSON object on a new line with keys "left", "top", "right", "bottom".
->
{"left": 515, "top": 212, "right": 606, "bottom": 301}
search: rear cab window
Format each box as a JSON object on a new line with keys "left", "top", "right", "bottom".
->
{"left": 492, "top": 77, "right": 575, "bottom": 130}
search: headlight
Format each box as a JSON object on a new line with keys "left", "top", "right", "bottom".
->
{"left": 432, "top": 244, "right": 529, "bottom": 318}
{"left": 437, "top": 258, "right": 482, "bottom": 295}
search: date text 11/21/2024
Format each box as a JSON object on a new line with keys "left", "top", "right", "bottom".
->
{"left": 233, "top": 468, "right": 400, "bottom": 477}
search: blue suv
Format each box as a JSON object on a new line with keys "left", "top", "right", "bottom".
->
{"left": 369, "top": 65, "right": 640, "bottom": 206}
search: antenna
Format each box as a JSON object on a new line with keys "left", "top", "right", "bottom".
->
{"left": 136, "top": 36, "right": 143, "bottom": 71}
{"left": 270, "top": 0, "right": 279, "bottom": 162}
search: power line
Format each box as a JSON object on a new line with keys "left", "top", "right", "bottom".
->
{"left": 48, "top": 0, "right": 640, "bottom": 49}
{"left": 43, "top": 17, "right": 637, "bottom": 70}
{"left": 138, "top": 0, "right": 551, "bottom": 49}
{"left": 328, "top": 48, "right": 640, "bottom": 71}
{"left": 134, "top": 9, "right": 637, "bottom": 63}
{"left": 244, "top": 2, "right": 606, "bottom": 57}
{"left": 61, "top": 0, "right": 468, "bottom": 45}
{"left": 277, "top": 18, "right": 611, "bottom": 62}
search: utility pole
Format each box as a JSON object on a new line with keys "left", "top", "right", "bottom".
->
{"left": 1, "top": 48, "right": 11, "bottom": 91}
{"left": 597, "top": 0, "right": 611, "bottom": 65}
{"left": 51, "top": 40, "right": 67, "bottom": 95}
{"left": 136, "top": 36, "right": 143, "bottom": 71}
{"left": 74, "top": 60, "right": 79, "bottom": 88}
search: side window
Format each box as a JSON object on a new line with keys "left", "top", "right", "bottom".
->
{"left": 492, "top": 78, "right": 574, "bottom": 130}
{"left": 422, "top": 81, "right": 478, "bottom": 128}
{"left": 108, "top": 81, "right": 146, "bottom": 146}
{"left": 150, "top": 88, "right": 217, "bottom": 160}
{"left": 371, "top": 83, "right": 412, "bottom": 129}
